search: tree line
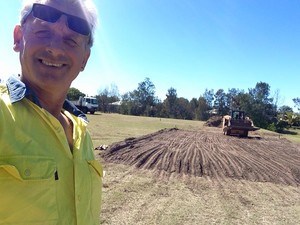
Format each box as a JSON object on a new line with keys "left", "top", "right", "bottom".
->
{"left": 68, "top": 77, "right": 300, "bottom": 133}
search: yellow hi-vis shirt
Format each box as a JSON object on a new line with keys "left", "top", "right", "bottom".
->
{"left": 0, "top": 77, "right": 103, "bottom": 225}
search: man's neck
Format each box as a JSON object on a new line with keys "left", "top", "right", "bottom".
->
{"left": 21, "top": 78, "right": 67, "bottom": 119}
{"left": 38, "top": 94, "right": 66, "bottom": 118}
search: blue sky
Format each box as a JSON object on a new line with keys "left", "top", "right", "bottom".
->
{"left": 1, "top": 1, "right": 299, "bottom": 109}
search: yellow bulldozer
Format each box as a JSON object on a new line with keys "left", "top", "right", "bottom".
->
{"left": 222, "top": 110, "right": 259, "bottom": 137}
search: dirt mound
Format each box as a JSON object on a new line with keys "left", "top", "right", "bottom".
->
{"left": 205, "top": 116, "right": 222, "bottom": 127}
{"left": 101, "top": 128, "right": 300, "bottom": 186}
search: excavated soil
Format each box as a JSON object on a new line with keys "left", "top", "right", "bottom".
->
{"left": 101, "top": 127, "right": 300, "bottom": 186}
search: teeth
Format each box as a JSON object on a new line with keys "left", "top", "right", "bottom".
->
{"left": 42, "top": 60, "right": 63, "bottom": 68}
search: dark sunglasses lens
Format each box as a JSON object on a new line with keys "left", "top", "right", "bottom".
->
{"left": 32, "top": 4, "right": 61, "bottom": 23}
{"left": 68, "top": 17, "right": 91, "bottom": 36}
{"left": 32, "top": 4, "right": 91, "bottom": 36}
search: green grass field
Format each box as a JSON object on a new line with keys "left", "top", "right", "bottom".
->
{"left": 87, "top": 112, "right": 300, "bottom": 147}
{"left": 87, "top": 112, "right": 206, "bottom": 147}
{"left": 284, "top": 128, "right": 300, "bottom": 143}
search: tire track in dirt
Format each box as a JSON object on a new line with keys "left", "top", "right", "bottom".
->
{"left": 102, "top": 128, "right": 300, "bottom": 186}
{"left": 229, "top": 136, "right": 299, "bottom": 185}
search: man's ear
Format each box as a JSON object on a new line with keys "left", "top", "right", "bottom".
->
{"left": 13, "top": 25, "right": 23, "bottom": 52}
{"left": 81, "top": 49, "right": 91, "bottom": 71}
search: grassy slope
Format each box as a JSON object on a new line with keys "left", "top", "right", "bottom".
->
{"left": 87, "top": 112, "right": 205, "bottom": 147}
{"left": 284, "top": 128, "right": 300, "bottom": 144}
{"left": 87, "top": 113, "right": 300, "bottom": 225}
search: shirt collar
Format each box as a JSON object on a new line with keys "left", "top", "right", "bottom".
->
{"left": 6, "top": 75, "right": 88, "bottom": 122}
{"left": 6, "top": 75, "right": 31, "bottom": 104}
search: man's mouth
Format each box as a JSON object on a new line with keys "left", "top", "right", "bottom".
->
{"left": 40, "top": 59, "right": 64, "bottom": 68}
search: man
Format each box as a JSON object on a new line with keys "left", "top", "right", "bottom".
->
{"left": 0, "top": 1, "right": 102, "bottom": 224}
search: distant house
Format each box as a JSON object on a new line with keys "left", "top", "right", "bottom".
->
{"left": 108, "top": 101, "right": 122, "bottom": 113}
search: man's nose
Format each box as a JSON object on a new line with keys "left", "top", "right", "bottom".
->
{"left": 45, "top": 16, "right": 69, "bottom": 54}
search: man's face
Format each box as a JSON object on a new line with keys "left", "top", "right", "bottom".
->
{"left": 13, "top": 1, "right": 91, "bottom": 93}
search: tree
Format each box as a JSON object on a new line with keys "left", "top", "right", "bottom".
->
{"left": 164, "top": 87, "right": 178, "bottom": 118}
{"left": 196, "top": 96, "right": 209, "bottom": 121}
{"left": 190, "top": 98, "right": 198, "bottom": 119}
{"left": 120, "top": 77, "right": 158, "bottom": 116}
{"left": 227, "top": 88, "right": 244, "bottom": 110}
{"left": 272, "top": 89, "right": 281, "bottom": 114}
{"left": 293, "top": 98, "right": 300, "bottom": 111}
{"left": 248, "top": 82, "right": 275, "bottom": 128}
{"left": 234, "top": 92, "right": 253, "bottom": 115}
{"left": 176, "top": 97, "right": 193, "bottom": 120}
{"left": 214, "top": 89, "right": 229, "bottom": 115}
{"left": 136, "top": 77, "right": 157, "bottom": 116}
{"left": 120, "top": 92, "right": 138, "bottom": 115}
{"left": 278, "top": 105, "right": 293, "bottom": 115}
{"left": 203, "top": 89, "right": 214, "bottom": 109}
{"left": 249, "top": 82, "right": 272, "bottom": 104}
{"left": 97, "top": 84, "right": 120, "bottom": 112}
{"left": 67, "top": 87, "right": 85, "bottom": 100}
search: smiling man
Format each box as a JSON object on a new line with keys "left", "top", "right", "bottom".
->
{"left": 0, "top": 1, "right": 102, "bottom": 224}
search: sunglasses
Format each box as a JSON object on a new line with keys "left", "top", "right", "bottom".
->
{"left": 27, "top": 3, "right": 91, "bottom": 36}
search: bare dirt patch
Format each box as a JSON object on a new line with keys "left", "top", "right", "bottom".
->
{"left": 101, "top": 127, "right": 300, "bottom": 187}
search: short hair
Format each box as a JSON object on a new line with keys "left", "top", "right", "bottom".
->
{"left": 20, "top": 0, "right": 98, "bottom": 47}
